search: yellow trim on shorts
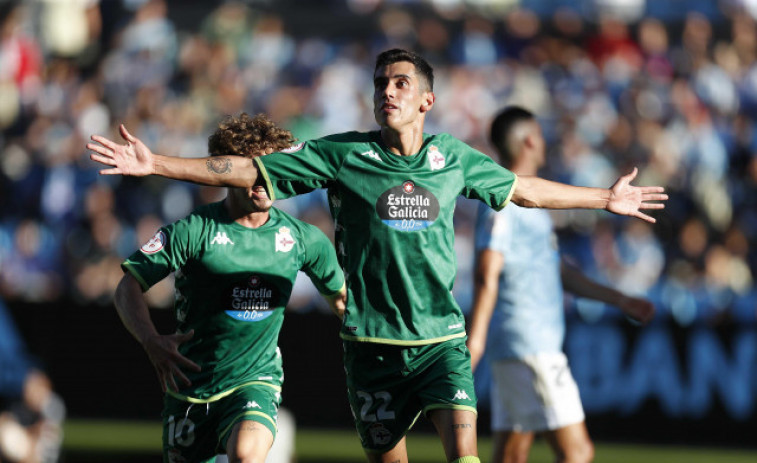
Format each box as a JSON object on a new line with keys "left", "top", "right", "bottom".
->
{"left": 218, "top": 410, "right": 277, "bottom": 444}
{"left": 493, "top": 174, "right": 518, "bottom": 211}
{"left": 253, "top": 157, "right": 276, "bottom": 201}
{"left": 423, "top": 404, "right": 478, "bottom": 416}
{"left": 166, "top": 381, "right": 281, "bottom": 404}
{"left": 340, "top": 331, "right": 466, "bottom": 346}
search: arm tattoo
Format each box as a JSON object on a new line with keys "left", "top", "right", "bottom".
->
{"left": 452, "top": 423, "right": 472, "bottom": 429}
{"left": 206, "top": 157, "right": 232, "bottom": 174}
{"left": 241, "top": 422, "right": 259, "bottom": 431}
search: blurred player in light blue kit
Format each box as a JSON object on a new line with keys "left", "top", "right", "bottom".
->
{"left": 467, "top": 107, "right": 656, "bottom": 463}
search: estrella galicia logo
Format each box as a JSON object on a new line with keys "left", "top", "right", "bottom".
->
{"left": 376, "top": 181, "right": 440, "bottom": 231}
{"left": 225, "top": 274, "right": 278, "bottom": 322}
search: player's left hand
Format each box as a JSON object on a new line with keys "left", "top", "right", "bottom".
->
{"left": 87, "top": 124, "right": 155, "bottom": 177}
{"left": 606, "top": 168, "right": 667, "bottom": 223}
{"left": 619, "top": 296, "right": 656, "bottom": 325}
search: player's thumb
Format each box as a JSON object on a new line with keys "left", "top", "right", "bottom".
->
{"left": 176, "top": 329, "right": 195, "bottom": 343}
{"left": 120, "top": 124, "right": 137, "bottom": 143}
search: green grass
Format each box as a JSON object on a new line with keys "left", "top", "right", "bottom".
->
{"left": 63, "top": 420, "right": 757, "bottom": 463}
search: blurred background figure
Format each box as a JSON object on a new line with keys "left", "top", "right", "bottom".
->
{"left": 0, "top": 298, "right": 65, "bottom": 463}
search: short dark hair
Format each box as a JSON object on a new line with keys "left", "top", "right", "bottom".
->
{"left": 374, "top": 48, "right": 434, "bottom": 91}
{"left": 208, "top": 113, "right": 295, "bottom": 158}
{"left": 490, "top": 106, "right": 535, "bottom": 166}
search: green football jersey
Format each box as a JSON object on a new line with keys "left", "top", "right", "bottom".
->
{"left": 255, "top": 131, "right": 517, "bottom": 345}
{"left": 122, "top": 202, "right": 344, "bottom": 400}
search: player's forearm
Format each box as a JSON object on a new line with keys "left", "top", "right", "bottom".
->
{"left": 512, "top": 176, "right": 610, "bottom": 210}
{"left": 152, "top": 154, "right": 258, "bottom": 188}
{"left": 114, "top": 274, "right": 161, "bottom": 347}
{"left": 561, "top": 264, "right": 626, "bottom": 307}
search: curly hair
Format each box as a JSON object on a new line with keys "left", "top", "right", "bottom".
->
{"left": 208, "top": 113, "right": 296, "bottom": 158}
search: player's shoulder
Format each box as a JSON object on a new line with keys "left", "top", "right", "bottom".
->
{"left": 268, "top": 207, "right": 326, "bottom": 239}
{"left": 317, "top": 130, "right": 378, "bottom": 145}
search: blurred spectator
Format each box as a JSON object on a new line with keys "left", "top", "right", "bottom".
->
{"left": 0, "top": 297, "right": 65, "bottom": 463}
{"left": 0, "top": 0, "right": 753, "bottom": 328}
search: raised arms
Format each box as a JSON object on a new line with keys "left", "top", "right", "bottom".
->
{"left": 88, "top": 124, "right": 258, "bottom": 188}
{"left": 512, "top": 168, "right": 667, "bottom": 223}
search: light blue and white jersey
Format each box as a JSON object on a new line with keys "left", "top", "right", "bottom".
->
{"left": 474, "top": 202, "right": 564, "bottom": 360}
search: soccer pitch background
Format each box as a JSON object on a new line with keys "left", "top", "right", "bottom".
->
{"left": 62, "top": 420, "right": 757, "bottom": 463}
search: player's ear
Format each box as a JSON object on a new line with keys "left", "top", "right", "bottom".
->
{"left": 420, "top": 91, "right": 435, "bottom": 113}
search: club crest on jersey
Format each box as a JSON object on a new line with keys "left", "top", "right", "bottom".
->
{"left": 375, "top": 181, "right": 440, "bottom": 232}
{"left": 280, "top": 142, "right": 305, "bottom": 154}
{"left": 140, "top": 230, "right": 166, "bottom": 254}
{"left": 428, "top": 145, "right": 445, "bottom": 170}
{"left": 275, "top": 226, "right": 295, "bottom": 252}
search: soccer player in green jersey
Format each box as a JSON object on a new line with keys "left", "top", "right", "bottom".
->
{"left": 113, "top": 113, "right": 346, "bottom": 463}
{"left": 89, "top": 49, "right": 667, "bottom": 463}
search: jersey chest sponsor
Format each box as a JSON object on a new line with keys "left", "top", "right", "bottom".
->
{"left": 225, "top": 274, "right": 279, "bottom": 322}
{"left": 375, "top": 180, "right": 440, "bottom": 231}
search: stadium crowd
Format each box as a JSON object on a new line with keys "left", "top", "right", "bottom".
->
{"left": 0, "top": 0, "right": 755, "bottom": 327}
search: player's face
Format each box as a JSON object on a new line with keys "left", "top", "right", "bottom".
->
{"left": 229, "top": 184, "right": 273, "bottom": 213}
{"left": 373, "top": 61, "right": 433, "bottom": 131}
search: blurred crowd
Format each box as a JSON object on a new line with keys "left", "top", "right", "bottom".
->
{"left": 0, "top": 0, "right": 755, "bottom": 327}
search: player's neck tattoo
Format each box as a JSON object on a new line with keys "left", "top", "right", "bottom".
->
{"left": 207, "top": 157, "right": 232, "bottom": 174}
{"left": 452, "top": 423, "right": 472, "bottom": 429}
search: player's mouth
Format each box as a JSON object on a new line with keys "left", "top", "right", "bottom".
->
{"left": 251, "top": 186, "right": 269, "bottom": 200}
{"left": 381, "top": 103, "right": 398, "bottom": 113}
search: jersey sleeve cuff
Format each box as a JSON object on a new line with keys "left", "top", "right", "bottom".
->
{"left": 253, "top": 157, "right": 277, "bottom": 201}
{"left": 121, "top": 262, "right": 151, "bottom": 292}
{"left": 494, "top": 174, "right": 518, "bottom": 211}
{"left": 321, "top": 282, "right": 346, "bottom": 298}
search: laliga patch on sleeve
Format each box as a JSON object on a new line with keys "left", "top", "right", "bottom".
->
{"left": 140, "top": 230, "right": 166, "bottom": 254}
{"left": 279, "top": 142, "right": 305, "bottom": 154}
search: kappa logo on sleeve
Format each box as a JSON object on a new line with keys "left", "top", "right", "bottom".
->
{"left": 140, "top": 231, "right": 166, "bottom": 254}
{"left": 279, "top": 142, "right": 305, "bottom": 154}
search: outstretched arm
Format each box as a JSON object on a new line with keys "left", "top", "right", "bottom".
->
{"left": 560, "top": 261, "right": 655, "bottom": 325}
{"left": 467, "top": 249, "right": 504, "bottom": 372}
{"left": 114, "top": 273, "right": 201, "bottom": 392}
{"left": 511, "top": 168, "right": 667, "bottom": 223}
{"left": 87, "top": 124, "right": 258, "bottom": 188}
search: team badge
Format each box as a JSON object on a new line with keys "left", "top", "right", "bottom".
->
{"left": 368, "top": 423, "right": 392, "bottom": 446}
{"left": 428, "top": 145, "right": 445, "bottom": 170}
{"left": 140, "top": 230, "right": 166, "bottom": 254}
{"left": 280, "top": 142, "right": 305, "bottom": 154}
{"left": 275, "top": 226, "right": 295, "bottom": 252}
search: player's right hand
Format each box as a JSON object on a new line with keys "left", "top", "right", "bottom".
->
{"left": 142, "top": 330, "right": 202, "bottom": 393}
{"left": 87, "top": 124, "right": 155, "bottom": 177}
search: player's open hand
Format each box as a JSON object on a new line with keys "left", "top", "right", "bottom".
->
{"left": 619, "top": 296, "right": 656, "bottom": 325}
{"left": 607, "top": 168, "right": 667, "bottom": 223}
{"left": 142, "top": 330, "right": 202, "bottom": 393}
{"left": 87, "top": 124, "right": 154, "bottom": 176}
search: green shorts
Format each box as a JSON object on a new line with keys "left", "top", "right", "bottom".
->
{"left": 343, "top": 337, "right": 477, "bottom": 452}
{"left": 161, "top": 382, "right": 281, "bottom": 462}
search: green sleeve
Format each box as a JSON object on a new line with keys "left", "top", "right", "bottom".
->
{"left": 457, "top": 139, "right": 518, "bottom": 211}
{"left": 121, "top": 217, "right": 194, "bottom": 291}
{"left": 254, "top": 136, "right": 346, "bottom": 201}
{"left": 299, "top": 225, "right": 345, "bottom": 296}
